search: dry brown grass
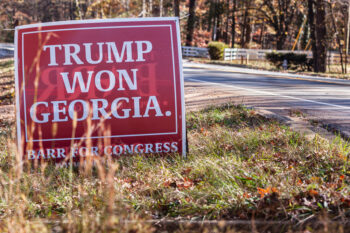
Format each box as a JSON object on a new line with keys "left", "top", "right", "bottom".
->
{"left": 0, "top": 104, "right": 348, "bottom": 232}
{"left": 0, "top": 59, "right": 349, "bottom": 232}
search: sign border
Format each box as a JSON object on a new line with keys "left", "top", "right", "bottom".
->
{"left": 14, "top": 17, "right": 187, "bottom": 156}
{"left": 21, "top": 25, "right": 178, "bottom": 142}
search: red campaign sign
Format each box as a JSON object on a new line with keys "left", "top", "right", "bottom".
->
{"left": 15, "top": 18, "right": 186, "bottom": 163}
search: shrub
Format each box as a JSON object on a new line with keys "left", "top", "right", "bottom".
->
{"left": 266, "top": 52, "right": 312, "bottom": 71}
{"left": 207, "top": 42, "right": 229, "bottom": 60}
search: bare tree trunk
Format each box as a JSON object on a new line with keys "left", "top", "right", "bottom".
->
{"left": 142, "top": 0, "right": 146, "bottom": 17}
{"left": 174, "top": 0, "right": 180, "bottom": 18}
{"left": 34, "top": 0, "right": 38, "bottom": 21}
{"left": 213, "top": 16, "right": 217, "bottom": 41}
{"left": 245, "top": 17, "right": 251, "bottom": 48}
{"left": 346, "top": 1, "right": 350, "bottom": 73}
{"left": 315, "top": 0, "right": 327, "bottom": 73}
{"left": 211, "top": 0, "right": 219, "bottom": 41}
{"left": 225, "top": 0, "right": 230, "bottom": 44}
{"left": 329, "top": 2, "right": 345, "bottom": 73}
{"left": 216, "top": 11, "right": 221, "bottom": 41}
{"left": 149, "top": 0, "right": 153, "bottom": 16}
{"left": 186, "top": 0, "right": 196, "bottom": 46}
{"left": 231, "top": 0, "right": 236, "bottom": 48}
{"left": 126, "top": 0, "right": 130, "bottom": 16}
{"left": 241, "top": 1, "right": 249, "bottom": 48}
{"left": 276, "top": 33, "right": 287, "bottom": 50}
{"left": 70, "top": 0, "right": 77, "bottom": 20}
{"left": 259, "top": 20, "right": 265, "bottom": 48}
{"left": 308, "top": 0, "right": 318, "bottom": 72}
{"left": 75, "top": 0, "right": 82, "bottom": 19}
{"left": 160, "top": 0, "right": 163, "bottom": 17}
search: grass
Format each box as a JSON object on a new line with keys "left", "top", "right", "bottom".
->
{"left": 0, "top": 58, "right": 349, "bottom": 231}
{"left": 0, "top": 59, "right": 14, "bottom": 71}
{"left": 189, "top": 57, "right": 350, "bottom": 80}
{"left": 0, "top": 103, "right": 349, "bottom": 232}
{"left": 0, "top": 59, "right": 15, "bottom": 106}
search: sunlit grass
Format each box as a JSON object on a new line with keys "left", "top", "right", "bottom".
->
{"left": 0, "top": 104, "right": 349, "bottom": 232}
{"left": 0, "top": 59, "right": 15, "bottom": 105}
{"left": 0, "top": 59, "right": 14, "bottom": 73}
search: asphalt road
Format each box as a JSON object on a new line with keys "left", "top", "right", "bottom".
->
{"left": 0, "top": 43, "right": 14, "bottom": 58}
{"left": 183, "top": 61, "right": 350, "bottom": 139}
{"left": 1, "top": 50, "right": 350, "bottom": 139}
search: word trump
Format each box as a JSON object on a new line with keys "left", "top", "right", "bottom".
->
{"left": 43, "top": 41, "right": 153, "bottom": 66}
{"left": 28, "top": 40, "right": 170, "bottom": 123}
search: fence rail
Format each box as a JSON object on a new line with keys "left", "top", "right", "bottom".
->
{"left": 180, "top": 46, "right": 344, "bottom": 65}
{"left": 224, "top": 48, "right": 343, "bottom": 65}
{"left": 224, "top": 48, "right": 313, "bottom": 61}
{"left": 182, "top": 46, "right": 209, "bottom": 58}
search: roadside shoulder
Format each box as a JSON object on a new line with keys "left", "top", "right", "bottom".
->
{"left": 184, "top": 60, "right": 350, "bottom": 85}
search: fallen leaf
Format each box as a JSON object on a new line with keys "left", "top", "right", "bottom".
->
{"left": 182, "top": 167, "right": 192, "bottom": 175}
{"left": 243, "top": 192, "right": 250, "bottom": 198}
{"left": 308, "top": 189, "right": 319, "bottom": 197}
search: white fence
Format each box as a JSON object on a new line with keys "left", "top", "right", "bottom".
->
{"left": 182, "top": 46, "right": 209, "bottom": 58}
{"left": 224, "top": 48, "right": 314, "bottom": 61}
{"left": 180, "top": 46, "right": 344, "bottom": 65}
{"left": 224, "top": 48, "right": 343, "bottom": 64}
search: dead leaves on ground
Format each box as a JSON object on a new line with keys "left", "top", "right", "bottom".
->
{"left": 162, "top": 167, "right": 200, "bottom": 190}
{"left": 114, "top": 167, "right": 199, "bottom": 192}
{"left": 163, "top": 177, "right": 197, "bottom": 190}
{"left": 257, "top": 186, "right": 279, "bottom": 198}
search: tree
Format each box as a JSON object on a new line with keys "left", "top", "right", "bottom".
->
{"left": 207, "top": 0, "right": 225, "bottom": 41}
{"left": 174, "top": 0, "right": 180, "bottom": 17}
{"left": 224, "top": 0, "right": 230, "bottom": 44}
{"left": 315, "top": 0, "right": 327, "bottom": 73}
{"left": 160, "top": 0, "right": 164, "bottom": 16}
{"left": 328, "top": 0, "right": 345, "bottom": 73}
{"left": 240, "top": 0, "right": 252, "bottom": 48}
{"left": 258, "top": 0, "right": 300, "bottom": 50}
{"left": 186, "top": 0, "right": 196, "bottom": 46}
{"left": 231, "top": 0, "right": 237, "bottom": 48}
{"left": 142, "top": 0, "right": 146, "bottom": 17}
{"left": 308, "top": 0, "right": 318, "bottom": 71}
{"left": 307, "top": 0, "right": 327, "bottom": 73}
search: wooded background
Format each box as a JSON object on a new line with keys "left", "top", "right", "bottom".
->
{"left": 0, "top": 0, "right": 349, "bottom": 73}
